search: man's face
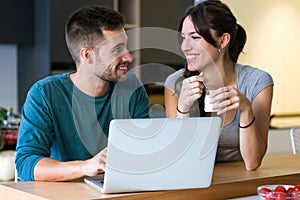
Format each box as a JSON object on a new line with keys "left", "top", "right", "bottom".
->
{"left": 94, "top": 28, "right": 133, "bottom": 82}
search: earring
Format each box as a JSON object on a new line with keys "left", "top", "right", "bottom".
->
{"left": 218, "top": 48, "right": 223, "bottom": 53}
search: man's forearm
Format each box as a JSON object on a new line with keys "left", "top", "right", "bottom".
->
{"left": 34, "top": 157, "right": 86, "bottom": 181}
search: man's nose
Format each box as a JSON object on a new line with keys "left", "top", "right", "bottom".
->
{"left": 122, "top": 49, "right": 133, "bottom": 63}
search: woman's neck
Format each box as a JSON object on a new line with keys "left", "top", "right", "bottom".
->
{"left": 203, "top": 60, "right": 236, "bottom": 90}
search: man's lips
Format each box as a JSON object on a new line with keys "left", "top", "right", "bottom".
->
{"left": 117, "top": 63, "right": 128, "bottom": 72}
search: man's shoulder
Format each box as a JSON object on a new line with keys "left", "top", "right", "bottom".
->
{"left": 33, "top": 73, "right": 69, "bottom": 87}
{"left": 119, "top": 72, "right": 142, "bottom": 87}
{"left": 112, "top": 72, "right": 146, "bottom": 97}
{"left": 126, "top": 72, "right": 139, "bottom": 80}
{"left": 28, "top": 73, "right": 71, "bottom": 97}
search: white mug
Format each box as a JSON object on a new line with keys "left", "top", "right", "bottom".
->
{"left": 204, "top": 90, "right": 220, "bottom": 112}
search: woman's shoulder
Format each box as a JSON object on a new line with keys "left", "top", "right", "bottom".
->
{"left": 236, "top": 63, "right": 273, "bottom": 82}
{"left": 165, "top": 68, "right": 185, "bottom": 82}
{"left": 236, "top": 63, "right": 273, "bottom": 100}
{"left": 164, "top": 68, "right": 185, "bottom": 89}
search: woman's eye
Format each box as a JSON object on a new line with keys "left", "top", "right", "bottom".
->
{"left": 192, "top": 36, "right": 201, "bottom": 40}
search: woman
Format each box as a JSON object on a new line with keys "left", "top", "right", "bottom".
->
{"left": 164, "top": 0, "right": 273, "bottom": 170}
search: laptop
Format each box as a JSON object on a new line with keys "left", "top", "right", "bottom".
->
{"left": 84, "top": 117, "right": 222, "bottom": 193}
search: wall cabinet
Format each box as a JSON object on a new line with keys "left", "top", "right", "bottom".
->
{"left": 0, "top": 0, "right": 34, "bottom": 45}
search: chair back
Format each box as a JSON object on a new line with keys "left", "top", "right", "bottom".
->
{"left": 290, "top": 127, "right": 300, "bottom": 154}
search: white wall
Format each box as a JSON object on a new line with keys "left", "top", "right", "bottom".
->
{"left": 0, "top": 44, "right": 18, "bottom": 113}
{"left": 223, "top": 0, "right": 300, "bottom": 115}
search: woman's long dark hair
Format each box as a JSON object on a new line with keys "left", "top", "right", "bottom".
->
{"left": 178, "top": 0, "right": 247, "bottom": 116}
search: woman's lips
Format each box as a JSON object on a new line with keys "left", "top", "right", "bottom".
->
{"left": 186, "top": 55, "right": 197, "bottom": 63}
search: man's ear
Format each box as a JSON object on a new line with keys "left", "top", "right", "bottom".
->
{"left": 219, "top": 33, "right": 231, "bottom": 49}
{"left": 80, "top": 48, "right": 94, "bottom": 64}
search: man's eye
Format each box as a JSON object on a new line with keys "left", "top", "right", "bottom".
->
{"left": 112, "top": 46, "right": 123, "bottom": 54}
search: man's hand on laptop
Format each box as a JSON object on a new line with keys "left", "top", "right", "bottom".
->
{"left": 82, "top": 147, "right": 107, "bottom": 177}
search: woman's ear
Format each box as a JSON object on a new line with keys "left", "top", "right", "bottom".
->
{"left": 80, "top": 48, "right": 94, "bottom": 64}
{"left": 219, "top": 33, "right": 231, "bottom": 49}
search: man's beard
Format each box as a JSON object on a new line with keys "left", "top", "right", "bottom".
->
{"left": 97, "top": 62, "right": 129, "bottom": 82}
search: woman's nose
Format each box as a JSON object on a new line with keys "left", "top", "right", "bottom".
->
{"left": 181, "top": 38, "right": 192, "bottom": 52}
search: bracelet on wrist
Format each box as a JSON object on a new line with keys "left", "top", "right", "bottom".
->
{"left": 239, "top": 116, "right": 256, "bottom": 128}
{"left": 176, "top": 106, "right": 190, "bottom": 114}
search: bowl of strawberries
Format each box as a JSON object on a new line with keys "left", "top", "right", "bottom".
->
{"left": 257, "top": 184, "right": 300, "bottom": 200}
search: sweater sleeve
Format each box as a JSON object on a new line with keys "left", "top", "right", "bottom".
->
{"left": 15, "top": 84, "right": 54, "bottom": 181}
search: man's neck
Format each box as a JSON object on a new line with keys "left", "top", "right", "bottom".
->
{"left": 70, "top": 72, "right": 109, "bottom": 97}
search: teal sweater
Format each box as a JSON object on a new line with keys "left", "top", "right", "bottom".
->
{"left": 16, "top": 72, "right": 150, "bottom": 181}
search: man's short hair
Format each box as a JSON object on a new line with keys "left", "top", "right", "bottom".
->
{"left": 65, "top": 6, "right": 125, "bottom": 64}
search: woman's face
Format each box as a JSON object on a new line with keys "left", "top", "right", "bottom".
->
{"left": 181, "top": 16, "right": 220, "bottom": 72}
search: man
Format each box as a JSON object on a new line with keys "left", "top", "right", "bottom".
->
{"left": 16, "top": 6, "right": 150, "bottom": 181}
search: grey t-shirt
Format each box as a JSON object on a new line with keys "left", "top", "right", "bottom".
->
{"left": 164, "top": 63, "right": 274, "bottom": 162}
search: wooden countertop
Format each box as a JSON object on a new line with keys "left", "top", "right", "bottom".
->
{"left": 1, "top": 154, "right": 300, "bottom": 200}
